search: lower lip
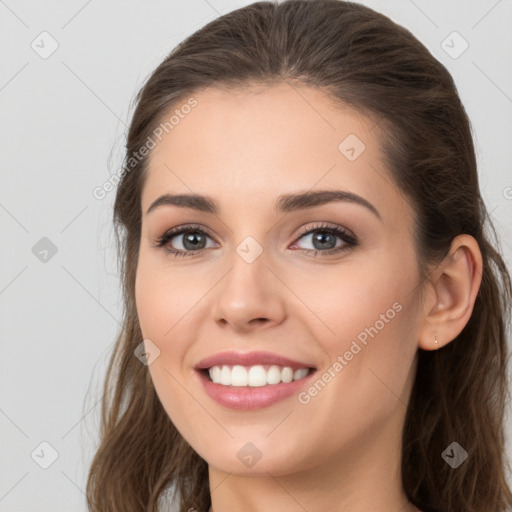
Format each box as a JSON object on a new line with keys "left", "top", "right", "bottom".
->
{"left": 195, "top": 369, "right": 317, "bottom": 410}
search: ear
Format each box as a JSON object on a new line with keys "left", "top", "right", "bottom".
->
{"left": 418, "top": 234, "right": 483, "bottom": 351}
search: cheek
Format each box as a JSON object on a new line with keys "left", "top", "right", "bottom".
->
{"left": 134, "top": 255, "right": 206, "bottom": 399}
{"left": 135, "top": 260, "right": 199, "bottom": 440}
{"left": 134, "top": 253, "right": 200, "bottom": 340}
{"left": 135, "top": 262, "right": 163, "bottom": 340}
{"left": 296, "top": 254, "right": 419, "bottom": 396}
{"left": 289, "top": 261, "right": 403, "bottom": 339}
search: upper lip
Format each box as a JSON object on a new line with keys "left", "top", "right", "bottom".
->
{"left": 195, "top": 350, "right": 316, "bottom": 371}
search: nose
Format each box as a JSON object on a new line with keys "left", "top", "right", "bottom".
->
{"left": 210, "top": 246, "right": 287, "bottom": 333}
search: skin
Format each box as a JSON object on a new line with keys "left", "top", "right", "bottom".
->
{"left": 135, "top": 83, "right": 483, "bottom": 512}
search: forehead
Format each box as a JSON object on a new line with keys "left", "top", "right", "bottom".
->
{"left": 141, "top": 83, "right": 410, "bottom": 224}
{"left": 149, "top": 82, "right": 376, "bottom": 167}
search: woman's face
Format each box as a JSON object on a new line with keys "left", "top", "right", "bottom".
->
{"left": 135, "top": 83, "right": 425, "bottom": 476}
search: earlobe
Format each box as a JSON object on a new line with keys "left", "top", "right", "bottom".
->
{"left": 418, "top": 234, "right": 483, "bottom": 351}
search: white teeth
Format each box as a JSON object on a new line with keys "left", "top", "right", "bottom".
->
{"left": 294, "top": 368, "right": 309, "bottom": 381}
{"left": 211, "top": 365, "right": 221, "bottom": 383}
{"left": 282, "top": 367, "right": 294, "bottom": 383}
{"left": 267, "top": 365, "right": 281, "bottom": 385}
{"left": 220, "top": 365, "right": 231, "bottom": 386}
{"left": 231, "top": 365, "right": 248, "bottom": 386}
{"left": 207, "top": 364, "right": 311, "bottom": 387}
{"left": 248, "top": 365, "right": 267, "bottom": 387}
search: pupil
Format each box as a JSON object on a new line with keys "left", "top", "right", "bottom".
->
{"left": 314, "top": 232, "right": 335, "bottom": 250}
{"left": 183, "top": 232, "right": 205, "bottom": 250}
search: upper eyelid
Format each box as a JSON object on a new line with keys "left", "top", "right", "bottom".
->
{"left": 296, "top": 222, "right": 355, "bottom": 238}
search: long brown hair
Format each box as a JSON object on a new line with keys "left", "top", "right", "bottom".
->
{"left": 86, "top": 1, "right": 512, "bottom": 511}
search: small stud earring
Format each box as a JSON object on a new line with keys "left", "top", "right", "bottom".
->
{"left": 434, "top": 335, "right": 439, "bottom": 348}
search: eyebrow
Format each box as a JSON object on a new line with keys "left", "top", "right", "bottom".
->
{"left": 145, "top": 189, "right": 381, "bottom": 220}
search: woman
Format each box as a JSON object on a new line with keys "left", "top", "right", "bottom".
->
{"left": 86, "top": 1, "right": 512, "bottom": 511}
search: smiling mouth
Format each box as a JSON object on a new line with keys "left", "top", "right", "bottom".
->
{"left": 200, "top": 364, "right": 316, "bottom": 387}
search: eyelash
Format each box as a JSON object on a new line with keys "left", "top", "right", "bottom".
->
{"left": 153, "top": 222, "right": 358, "bottom": 258}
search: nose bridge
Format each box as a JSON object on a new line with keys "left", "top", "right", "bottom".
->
{"left": 223, "top": 204, "right": 291, "bottom": 288}
{"left": 222, "top": 205, "right": 273, "bottom": 267}
{"left": 225, "top": 232, "right": 271, "bottom": 295}
{"left": 226, "top": 208, "right": 284, "bottom": 284}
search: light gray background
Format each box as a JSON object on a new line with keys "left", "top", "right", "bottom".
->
{"left": 1, "top": 1, "right": 511, "bottom": 510}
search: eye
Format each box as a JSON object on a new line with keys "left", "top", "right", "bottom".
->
{"left": 153, "top": 224, "right": 217, "bottom": 258}
{"left": 291, "top": 222, "right": 358, "bottom": 257}
{"left": 153, "top": 222, "right": 358, "bottom": 258}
